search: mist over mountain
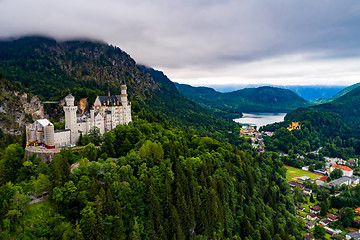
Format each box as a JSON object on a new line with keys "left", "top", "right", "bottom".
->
{"left": 203, "top": 84, "right": 346, "bottom": 101}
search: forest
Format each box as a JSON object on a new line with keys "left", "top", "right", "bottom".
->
{"left": 0, "top": 113, "right": 302, "bottom": 239}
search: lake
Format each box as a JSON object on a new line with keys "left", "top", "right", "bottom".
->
{"left": 233, "top": 112, "right": 287, "bottom": 128}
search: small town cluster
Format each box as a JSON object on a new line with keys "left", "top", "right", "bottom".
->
{"left": 242, "top": 121, "right": 360, "bottom": 239}
{"left": 289, "top": 157, "right": 360, "bottom": 239}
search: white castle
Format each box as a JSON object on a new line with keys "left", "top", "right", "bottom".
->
{"left": 26, "top": 85, "right": 131, "bottom": 149}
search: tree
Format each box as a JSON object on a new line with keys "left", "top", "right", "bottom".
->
{"left": 330, "top": 168, "right": 343, "bottom": 180}
{"left": 320, "top": 198, "right": 330, "bottom": 216}
{"left": 89, "top": 127, "right": 101, "bottom": 146}
{"left": 2, "top": 143, "right": 24, "bottom": 183}
{"left": 313, "top": 225, "right": 325, "bottom": 240}
{"left": 82, "top": 143, "right": 97, "bottom": 162}
{"left": 33, "top": 173, "right": 50, "bottom": 194}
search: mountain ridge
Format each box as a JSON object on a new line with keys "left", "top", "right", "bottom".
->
{"left": 175, "top": 82, "right": 309, "bottom": 113}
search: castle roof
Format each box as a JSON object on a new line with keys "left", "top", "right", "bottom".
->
{"left": 98, "top": 96, "right": 123, "bottom": 106}
{"left": 331, "top": 164, "right": 352, "bottom": 172}
{"left": 36, "top": 119, "right": 53, "bottom": 127}
{"left": 65, "top": 93, "right": 74, "bottom": 99}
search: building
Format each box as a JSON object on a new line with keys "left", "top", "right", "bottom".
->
{"left": 287, "top": 121, "right": 301, "bottom": 131}
{"left": 310, "top": 206, "right": 321, "bottom": 214}
{"left": 327, "top": 176, "right": 360, "bottom": 188}
{"left": 346, "top": 230, "right": 360, "bottom": 240}
{"left": 327, "top": 213, "right": 338, "bottom": 222}
{"left": 305, "top": 221, "right": 315, "bottom": 229}
{"left": 289, "top": 181, "right": 305, "bottom": 189}
{"left": 330, "top": 164, "right": 353, "bottom": 177}
{"left": 298, "top": 176, "right": 311, "bottom": 183}
{"left": 297, "top": 206, "right": 305, "bottom": 211}
{"left": 303, "top": 233, "right": 314, "bottom": 240}
{"left": 319, "top": 218, "right": 331, "bottom": 226}
{"left": 307, "top": 212, "right": 318, "bottom": 221}
{"left": 26, "top": 85, "right": 131, "bottom": 148}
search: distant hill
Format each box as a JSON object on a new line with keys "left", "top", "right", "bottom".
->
{"left": 284, "top": 85, "right": 345, "bottom": 101}
{"left": 175, "top": 83, "right": 309, "bottom": 113}
{"left": 310, "top": 83, "right": 360, "bottom": 104}
{"left": 205, "top": 84, "right": 345, "bottom": 101}
{"left": 286, "top": 86, "right": 360, "bottom": 136}
{"left": 0, "top": 36, "right": 238, "bottom": 141}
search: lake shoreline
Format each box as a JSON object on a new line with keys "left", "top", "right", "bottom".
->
{"left": 233, "top": 112, "right": 286, "bottom": 128}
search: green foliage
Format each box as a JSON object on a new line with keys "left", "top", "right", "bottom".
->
{"left": 313, "top": 225, "right": 325, "bottom": 240}
{"left": 330, "top": 168, "right": 343, "bottom": 180}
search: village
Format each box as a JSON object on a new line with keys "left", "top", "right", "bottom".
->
{"left": 241, "top": 122, "right": 360, "bottom": 239}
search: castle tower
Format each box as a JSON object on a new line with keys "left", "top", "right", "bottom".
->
{"left": 44, "top": 123, "right": 55, "bottom": 149}
{"left": 120, "top": 85, "right": 128, "bottom": 104}
{"left": 90, "top": 108, "right": 95, "bottom": 128}
{"left": 63, "top": 94, "right": 78, "bottom": 144}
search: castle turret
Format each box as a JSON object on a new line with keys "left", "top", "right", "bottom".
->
{"left": 44, "top": 123, "right": 55, "bottom": 149}
{"left": 90, "top": 108, "right": 95, "bottom": 128}
{"left": 120, "top": 85, "right": 128, "bottom": 104}
{"left": 63, "top": 94, "right": 78, "bottom": 144}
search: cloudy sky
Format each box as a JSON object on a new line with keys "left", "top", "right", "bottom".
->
{"left": 1, "top": 0, "right": 360, "bottom": 87}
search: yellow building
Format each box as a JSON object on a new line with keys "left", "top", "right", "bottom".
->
{"left": 287, "top": 122, "right": 301, "bottom": 131}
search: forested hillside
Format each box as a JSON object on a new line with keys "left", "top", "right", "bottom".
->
{"left": 286, "top": 86, "right": 360, "bottom": 135}
{"left": 0, "top": 116, "right": 300, "bottom": 239}
{"left": 175, "top": 83, "right": 309, "bottom": 113}
{"left": 0, "top": 36, "right": 238, "bottom": 142}
{"left": 261, "top": 85, "right": 360, "bottom": 163}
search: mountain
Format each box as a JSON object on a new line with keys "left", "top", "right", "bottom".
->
{"left": 330, "top": 82, "right": 360, "bottom": 101}
{"left": 284, "top": 85, "right": 345, "bottom": 101}
{"left": 175, "top": 83, "right": 309, "bottom": 113}
{"left": 0, "top": 36, "right": 238, "bottom": 142}
{"left": 285, "top": 85, "right": 360, "bottom": 136}
{"left": 203, "top": 84, "right": 345, "bottom": 101}
{"left": 0, "top": 36, "right": 300, "bottom": 239}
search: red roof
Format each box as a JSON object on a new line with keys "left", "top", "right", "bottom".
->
{"left": 331, "top": 164, "right": 352, "bottom": 172}
{"left": 317, "top": 176, "right": 328, "bottom": 181}
{"left": 327, "top": 213, "right": 338, "bottom": 220}
{"left": 311, "top": 206, "right": 321, "bottom": 211}
{"left": 308, "top": 212, "right": 317, "bottom": 218}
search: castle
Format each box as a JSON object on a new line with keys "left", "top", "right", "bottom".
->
{"left": 26, "top": 85, "right": 131, "bottom": 148}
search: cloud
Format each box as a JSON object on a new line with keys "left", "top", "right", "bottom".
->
{"left": 1, "top": 0, "right": 360, "bottom": 86}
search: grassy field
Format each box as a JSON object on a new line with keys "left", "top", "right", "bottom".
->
{"left": 285, "top": 165, "right": 323, "bottom": 182}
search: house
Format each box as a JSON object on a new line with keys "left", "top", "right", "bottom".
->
{"left": 348, "top": 159, "right": 356, "bottom": 166}
{"left": 355, "top": 207, "right": 360, "bottom": 214}
{"left": 289, "top": 181, "right": 305, "bottom": 189}
{"left": 303, "top": 188, "right": 312, "bottom": 195}
{"left": 302, "top": 165, "right": 310, "bottom": 171}
{"left": 298, "top": 176, "right": 311, "bottom": 183}
{"left": 327, "top": 213, "right": 338, "bottom": 222}
{"left": 330, "top": 164, "right": 353, "bottom": 177}
{"left": 325, "top": 227, "right": 342, "bottom": 236}
{"left": 310, "top": 206, "right": 321, "bottom": 214}
{"left": 346, "top": 230, "right": 360, "bottom": 240}
{"left": 297, "top": 206, "right": 305, "bottom": 211}
{"left": 315, "top": 169, "right": 328, "bottom": 175}
{"left": 304, "top": 233, "right": 314, "bottom": 240}
{"left": 315, "top": 180, "right": 325, "bottom": 187}
{"left": 307, "top": 212, "right": 318, "bottom": 221}
{"left": 320, "top": 218, "right": 331, "bottom": 226}
{"left": 305, "top": 221, "right": 315, "bottom": 229}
